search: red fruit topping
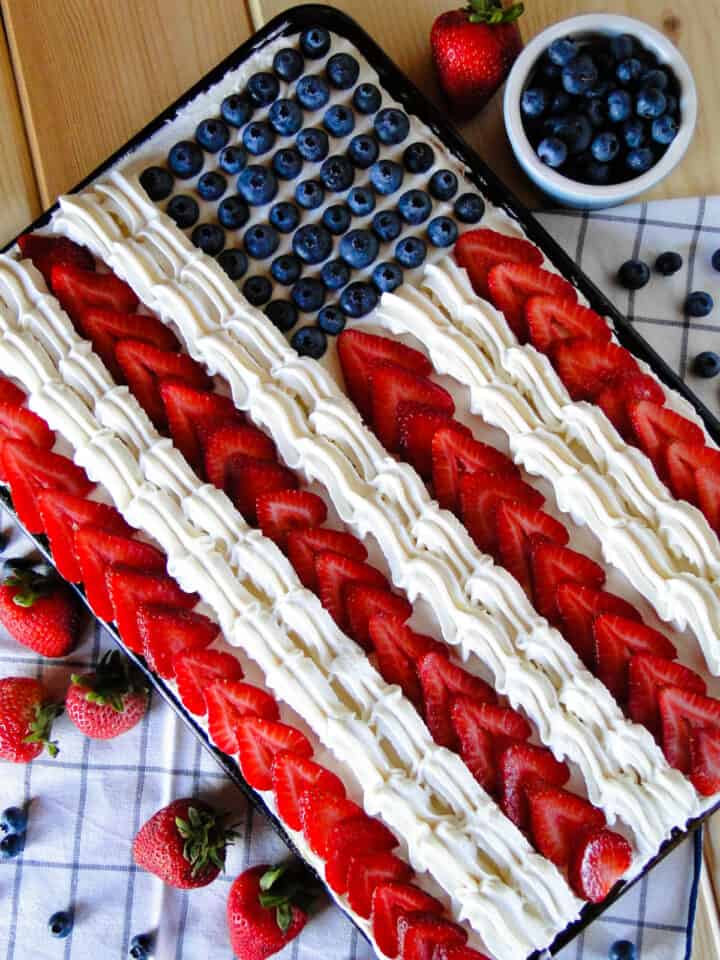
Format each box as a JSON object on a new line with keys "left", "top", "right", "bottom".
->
{"left": 451, "top": 695, "right": 531, "bottom": 793}
{"left": 256, "top": 489, "right": 327, "bottom": 549}
{"left": 435, "top": 949, "right": 491, "bottom": 960}
{"left": 568, "top": 827, "right": 632, "bottom": 902}
{"left": 690, "top": 727, "right": 720, "bottom": 796}
{"left": 0, "top": 403, "right": 54, "bottom": 479}
{"left": 0, "top": 376, "right": 25, "bottom": 407}
{"left": 555, "top": 582, "right": 640, "bottom": 669}
{"left": 459, "top": 471, "right": 544, "bottom": 556}
{"left": 496, "top": 500, "right": 568, "bottom": 594}
{"left": 596, "top": 372, "right": 665, "bottom": 440}
{"left": 370, "top": 882, "right": 443, "bottom": 958}
{"left": 80, "top": 308, "right": 179, "bottom": 381}
{"left": 18, "top": 234, "right": 95, "bottom": 285}
{"left": 627, "top": 653, "right": 706, "bottom": 736}
{"left": 397, "top": 913, "right": 467, "bottom": 960}
{"left": 399, "top": 406, "right": 467, "bottom": 479}
{"left": 658, "top": 686, "right": 720, "bottom": 776}
{"left": 314, "top": 550, "right": 387, "bottom": 630}
{"left": 431, "top": 425, "right": 517, "bottom": 512}
{"left": 552, "top": 337, "right": 638, "bottom": 402}
{"left": 106, "top": 567, "right": 197, "bottom": 653}
{"left": 174, "top": 648, "right": 243, "bottom": 716}
{"left": 487, "top": 262, "right": 576, "bottom": 341}
{"left": 236, "top": 718, "right": 312, "bottom": 790}
{"left": 138, "top": 605, "right": 218, "bottom": 678}
{"left": 347, "top": 851, "right": 412, "bottom": 919}
{"left": 696, "top": 460, "right": 720, "bottom": 535}
{"left": 369, "top": 615, "right": 444, "bottom": 708}
{"left": 629, "top": 400, "right": 704, "bottom": 465}
{"left": 417, "top": 651, "right": 496, "bottom": 748}
{"left": 345, "top": 584, "right": 412, "bottom": 650}
{"left": 2, "top": 440, "right": 93, "bottom": 533}
{"left": 204, "top": 422, "right": 277, "bottom": 490}
{"left": 50, "top": 263, "right": 137, "bottom": 323}
{"left": 369, "top": 364, "right": 454, "bottom": 452}
{"left": 160, "top": 380, "right": 240, "bottom": 472}
{"left": 271, "top": 752, "right": 346, "bottom": 831}
{"left": 226, "top": 458, "right": 297, "bottom": 526}
{"left": 530, "top": 540, "right": 605, "bottom": 626}
{"left": 286, "top": 527, "right": 367, "bottom": 591}
{"left": 527, "top": 786, "right": 605, "bottom": 866}
{"left": 594, "top": 614, "right": 677, "bottom": 702}
{"left": 325, "top": 815, "right": 397, "bottom": 894}
{"left": 454, "top": 228, "right": 543, "bottom": 299}
{"left": 525, "top": 295, "right": 611, "bottom": 353}
{"left": 500, "top": 741, "right": 570, "bottom": 830}
{"left": 206, "top": 680, "right": 279, "bottom": 755}
{"left": 299, "top": 787, "right": 365, "bottom": 857}
{"left": 663, "top": 442, "right": 720, "bottom": 506}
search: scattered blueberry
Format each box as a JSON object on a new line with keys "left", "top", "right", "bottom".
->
{"left": 296, "top": 127, "right": 329, "bottom": 162}
{"left": 548, "top": 37, "right": 578, "bottom": 66}
{"left": 271, "top": 254, "right": 302, "bottom": 285}
{"left": 616, "top": 57, "right": 643, "bottom": 86}
{"left": 129, "top": 933, "right": 154, "bottom": 960}
{"left": 296, "top": 75, "right": 330, "bottom": 111}
{"left": 340, "top": 281, "right": 379, "bottom": 317}
{"left": 321, "top": 259, "right": 351, "bottom": 290}
{"left": 218, "top": 145, "right": 247, "bottom": 175}
{"left": 167, "top": 195, "right": 199, "bottom": 229}
{"left": 454, "top": 193, "right": 485, "bottom": 223}
{"left": 265, "top": 300, "right": 299, "bottom": 332}
{"left": 293, "top": 224, "right": 333, "bottom": 264}
{"left": 140, "top": 166, "right": 174, "bottom": 201}
{"left": 243, "top": 275, "right": 272, "bottom": 306}
{"left": 221, "top": 93, "right": 253, "bottom": 128}
{"left": 607, "top": 89, "right": 632, "bottom": 122}
{"left": 168, "top": 140, "right": 204, "bottom": 179}
{"left": 295, "top": 179, "right": 324, "bottom": 209}
{"left": 0, "top": 833, "right": 24, "bottom": 860}
{"left": 626, "top": 147, "right": 654, "bottom": 174}
{"left": 196, "top": 171, "right": 227, "bottom": 201}
{"left": 347, "top": 134, "right": 379, "bottom": 169}
{"left": 636, "top": 87, "right": 666, "bottom": 119}
{"left": 651, "top": 114, "right": 678, "bottom": 145}
{"left": 323, "top": 104, "right": 355, "bottom": 137}
{"left": 320, "top": 155, "right": 354, "bottom": 192}
{"left": 272, "top": 147, "right": 303, "bottom": 180}
{"left": 610, "top": 34, "right": 635, "bottom": 62}
{"left": 323, "top": 204, "right": 352, "bottom": 235}
{"left": 244, "top": 224, "right": 279, "bottom": 259}
{"left": 591, "top": 131, "right": 619, "bottom": 163}
{"left": 428, "top": 169, "right": 458, "bottom": 201}
{"left": 427, "top": 216, "right": 459, "bottom": 247}
{"left": 242, "top": 121, "right": 276, "bottom": 156}
{"left": 326, "top": 53, "right": 360, "bottom": 89}
{"left": 538, "top": 136, "right": 567, "bottom": 168}
{"left": 217, "top": 194, "right": 250, "bottom": 229}
{"left": 398, "top": 189, "right": 432, "bottom": 225}
{"left": 617, "top": 259, "right": 650, "bottom": 290}
{"left": 1, "top": 806, "right": 27, "bottom": 835}
{"left": 641, "top": 68, "right": 668, "bottom": 91}
{"left": 692, "top": 351, "right": 720, "bottom": 378}
{"left": 247, "top": 71, "right": 280, "bottom": 107}
{"left": 347, "top": 186, "right": 376, "bottom": 216}
{"left": 655, "top": 250, "right": 683, "bottom": 275}
{"left": 353, "top": 83, "right": 382, "bottom": 115}
{"left": 217, "top": 249, "right": 248, "bottom": 280}
{"left": 195, "top": 118, "right": 230, "bottom": 153}
{"left": 273, "top": 48, "right": 304, "bottom": 83}
{"left": 48, "top": 911, "right": 73, "bottom": 939}
{"left": 712, "top": 249, "right": 720, "bottom": 272}
{"left": 562, "top": 54, "right": 598, "bottom": 95}
{"left": 403, "top": 142, "right": 435, "bottom": 174}
{"left": 608, "top": 940, "right": 636, "bottom": 960}
{"left": 300, "top": 26, "right": 331, "bottom": 60}
{"left": 686, "top": 290, "right": 714, "bottom": 317}
{"left": 318, "top": 305, "right": 346, "bottom": 335}
{"left": 521, "top": 87, "right": 549, "bottom": 118}
{"left": 372, "top": 261, "right": 403, "bottom": 293}
{"left": 237, "top": 166, "right": 278, "bottom": 205}
{"left": 622, "top": 119, "right": 645, "bottom": 149}
{"left": 269, "top": 99, "right": 303, "bottom": 136}
{"left": 191, "top": 223, "right": 225, "bottom": 256}
{"left": 395, "top": 235, "right": 427, "bottom": 269}
{"left": 291, "top": 325, "right": 327, "bottom": 358}
{"left": 340, "top": 230, "right": 379, "bottom": 269}
{"left": 292, "top": 277, "right": 326, "bottom": 311}
{"left": 374, "top": 108, "right": 410, "bottom": 145}
{"left": 372, "top": 209, "right": 403, "bottom": 243}
{"left": 370, "top": 159, "right": 403, "bottom": 195}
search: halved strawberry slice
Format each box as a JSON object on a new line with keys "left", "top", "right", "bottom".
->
{"left": 555, "top": 582, "right": 640, "bottom": 669}
{"left": 451, "top": 695, "right": 531, "bottom": 793}
{"left": 325, "top": 816, "right": 397, "bottom": 894}
{"left": 271, "top": 752, "right": 346, "bottom": 831}
{"left": 496, "top": 501, "right": 568, "bottom": 594}
{"left": 299, "top": 787, "right": 365, "bottom": 857}
{"left": 696, "top": 461, "right": 720, "bottom": 534}
{"left": 417, "top": 651, "right": 496, "bottom": 748}
{"left": 530, "top": 540, "right": 605, "bottom": 626}
{"left": 369, "top": 364, "right": 454, "bottom": 452}
{"left": 368, "top": 615, "right": 444, "bottom": 708}
{"left": 454, "top": 228, "right": 543, "bottom": 299}
{"left": 499, "top": 741, "right": 570, "bottom": 830}
{"left": 397, "top": 913, "right": 467, "bottom": 960}
{"left": 525, "top": 296, "right": 611, "bottom": 353}
{"left": 370, "top": 882, "right": 444, "bottom": 959}
{"left": 487, "top": 263, "right": 576, "bottom": 342}
{"left": 74, "top": 525, "right": 166, "bottom": 620}
{"left": 204, "top": 423, "right": 277, "bottom": 491}
{"left": 459, "top": 471, "right": 544, "bottom": 556}
{"left": 0, "top": 376, "right": 25, "bottom": 407}
{"left": 106, "top": 567, "right": 197, "bottom": 652}
{"left": 527, "top": 786, "right": 606, "bottom": 866}
{"left": 347, "top": 851, "right": 412, "bottom": 919}
{"left": 314, "top": 550, "right": 388, "bottom": 630}
{"left": 627, "top": 653, "right": 706, "bottom": 736}
{"left": 2, "top": 440, "right": 94, "bottom": 533}
{"left": 337, "top": 330, "right": 431, "bottom": 420}
{"left": 664, "top": 442, "right": 720, "bottom": 506}
{"left": 138, "top": 605, "right": 218, "bottom": 678}
{"left": 206, "top": 680, "right": 279, "bottom": 755}
{"left": 160, "top": 380, "right": 241, "bottom": 472}
{"left": 552, "top": 337, "right": 638, "bottom": 402}
{"left": 568, "top": 827, "right": 632, "bottom": 902}
{"left": 629, "top": 400, "right": 704, "bottom": 466}
{"left": 18, "top": 233, "right": 95, "bottom": 285}
{"left": 594, "top": 614, "right": 677, "bottom": 702}
{"left": 256, "top": 489, "right": 327, "bottom": 549}
{"left": 174, "top": 648, "right": 243, "bottom": 715}
{"left": 0, "top": 402, "right": 55, "bottom": 479}
{"left": 227, "top": 458, "right": 297, "bottom": 526}
{"left": 596, "top": 372, "right": 665, "bottom": 440}
{"left": 657, "top": 685, "right": 720, "bottom": 775}
{"left": 399, "top": 406, "right": 467, "bottom": 479}
{"left": 286, "top": 527, "right": 367, "bottom": 591}
{"left": 345, "top": 584, "right": 412, "bottom": 650}
{"left": 80, "top": 308, "right": 180, "bottom": 381}
{"left": 431, "top": 426, "right": 517, "bottom": 513}
{"left": 50, "top": 263, "right": 137, "bottom": 324}
{"left": 690, "top": 727, "right": 720, "bottom": 796}
{"left": 236, "top": 718, "right": 313, "bottom": 790}
{"left": 435, "top": 948, "right": 491, "bottom": 960}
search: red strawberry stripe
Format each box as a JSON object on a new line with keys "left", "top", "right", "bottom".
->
{"left": 690, "top": 728, "right": 720, "bottom": 796}
{"left": 107, "top": 567, "right": 197, "bottom": 652}
{"left": 0, "top": 376, "right": 26, "bottom": 407}
{"left": 347, "top": 851, "right": 413, "bottom": 919}
{"left": 658, "top": 686, "right": 720, "bottom": 775}
{"left": 552, "top": 337, "right": 638, "bottom": 402}
{"left": 18, "top": 234, "right": 95, "bottom": 286}
{"left": 227, "top": 457, "right": 297, "bottom": 526}
{"left": 50, "top": 263, "right": 137, "bottom": 323}
{"left": 370, "top": 882, "right": 444, "bottom": 958}
{"left": 138, "top": 604, "right": 218, "bottom": 678}
{"left": 594, "top": 614, "right": 677, "bottom": 702}
{"left": 596, "top": 372, "right": 664, "bottom": 441}
{"left": 160, "top": 380, "right": 241, "bottom": 472}
{"left": 496, "top": 500, "right": 568, "bottom": 595}
{"left": 568, "top": 828, "right": 632, "bottom": 903}
{"left": 299, "top": 788, "right": 365, "bottom": 858}
{"left": 500, "top": 741, "right": 570, "bottom": 830}
{"left": 664, "top": 442, "right": 720, "bottom": 506}
{"left": 627, "top": 653, "right": 706, "bottom": 737}
{"left": 454, "top": 228, "right": 543, "bottom": 300}
{"left": 399, "top": 406, "right": 465, "bottom": 479}
{"left": 256, "top": 489, "right": 327, "bottom": 548}
{"left": 345, "top": 584, "right": 412, "bottom": 650}
{"left": 527, "top": 786, "right": 606, "bottom": 867}
{"left": 271, "top": 752, "right": 346, "bottom": 831}
{"left": 555, "top": 582, "right": 640, "bottom": 670}
{"left": 174, "top": 649, "right": 244, "bottom": 716}
{"left": 525, "top": 296, "right": 611, "bottom": 353}
{"left": 369, "top": 615, "right": 444, "bottom": 709}
{"left": 418, "top": 651, "right": 496, "bottom": 749}
{"left": 451, "top": 695, "right": 531, "bottom": 793}
{"left": 324, "top": 815, "right": 397, "bottom": 893}
{"left": 206, "top": 679, "right": 280, "bottom": 755}
{"left": 459, "top": 471, "right": 544, "bottom": 556}
{"left": 286, "top": 526, "right": 368, "bottom": 591}
{"left": 369, "top": 363, "right": 454, "bottom": 452}
{"left": 0, "top": 402, "right": 55, "bottom": 479}
{"left": 629, "top": 400, "right": 704, "bottom": 464}
{"left": 696, "top": 462, "right": 720, "bottom": 535}
{"left": 337, "top": 329, "right": 431, "bottom": 419}
{"left": 81, "top": 308, "right": 180, "bottom": 381}
{"left": 431, "top": 425, "right": 517, "bottom": 512}
{"left": 314, "top": 550, "right": 387, "bottom": 630}
{"left": 398, "top": 913, "right": 467, "bottom": 960}
{"left": 487, "top": 262, "right": 577, "bottom": 342}
{"left": 530, "top": 539, "right": 605, "bottom": 625}
{"left": 236, "top": 717, "right": 313, "bottom": 790}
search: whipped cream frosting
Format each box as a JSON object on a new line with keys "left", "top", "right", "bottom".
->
{"left": 0, "top": 253, "right": 582, "bottom": 960}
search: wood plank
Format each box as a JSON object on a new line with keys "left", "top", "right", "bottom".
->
{"left": 2, "top": 0, "right": 254, "bottom": 205}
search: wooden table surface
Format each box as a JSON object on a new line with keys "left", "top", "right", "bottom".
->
{"left": 0, "top": 1, "right": 719, "bottom": 956}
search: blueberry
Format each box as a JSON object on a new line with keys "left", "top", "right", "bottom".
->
{"left": 347, "top": 186, "right": 376, "bottom": 216}
{"left": 591, "top": 131, "right": 619, "bottom": 163}
{"left": 340, "top": 229, "right": 379, "bottom": 269}
{"left": 537, "top": 136, "right": 567, "bottom": 168}
{"left": 371, "top": 209, "right": 402, "bottom": 242}
{"left": 655, "top": 251, "right": 683, "bottom": 275}
{"left": 271, "top": 254, "right": 302, "bottom": 285}
{"left": 167, "top": 195, "right": 199, "bottom": 228}
{"left": 585, "top": 161, "right": 611, "bottom": 184}
{"left": 454, "top": 193, "right": 485, "bottom": 224}
{"left": 323, "top": 204, "right": 352, "bottom": 235}
{"left": 626, "top": 147, "right": 655, "bottom": 174}
{"left": 242, "top": 121, "right": 276, "bottom": 156}
{"left": 191, "top": 223, "right": 225, "bottom": 256}
{"left": 269, "top": 99, "right": 303, "bottom": 136}
{"left": 585, "top": 99, "right": 606, "bottom": 128}
{"left": 347, "top": 134, "right": 379, "bottom": 169}
{"left": 237, "top": 165, "right": 278, "bottom": 205}
{"left": 273, "top": 48, "right": 304, "bottom": 83}
{"left": 608, "top": 940, "right": 637, "bottom": 960}
{"left": 300, "top": 26, "right": 330, "bottom": 59}
{"left": 651, "top": 114, "right": 678, "bottom": 145}
{"left": 270, "top": 201, "right": 300, "bottom": 233}
{"left": 221, "top": 93, "right": 253, "bottom": 127}
{"left": 607, "top": 89, "right": 632, "bottom": 122}
{"left": 168, "top": 140, "right": 204, "bottom": 179}
{"left": 195, "top": 118, "right": 230, "bottom": 153}
{"left": 521, "top": 87, "right": 549, "bottom": 118}
{"left": 692, "top": 351, "right": 720, "bottom": 378}
{"left": 353, "top": 83, "right": 382, "bottom": 115}
{"left": 554, "top": 113, "right": 593, "bottom": 153}
{"left": 428, "top": 169, "right": 458, "bottom": 201}
{"left": 395, "top": 236, "right": 427, "bottom": 269}
{"left": 0, "top": 833, "right": 24, "bottom": 860}
{"left": 641, "top": 68, "right": 668, "bottom": 91}
{"left": 323, "top": 105, "right": 355, "bottom": 137}
{"left": 140, "top": 166, "right": 174, "bottom": 201}
{"left": 244, "top": 224, "right": 279, "bottom": 259}
{"left": 617, "top": 259, "right": 650, "bottom": 290}
{"left": 427, "top": 216, "right": 458, "bottom": 247}
{"left": 585, "top": 79, "right": 614, "bottom": 100}
{"left": 129, "top": 933, "right": 154, "bottom": 960}
{"left": 403, "top": 142, "right": 435, "bottom": 174}
{"left": 398, "top": 189, "right": 432, "bottom": 225}
{"left": 296, "top": 127, "right": 329, "bottom": 162}
{"left": 218, "top": 145, "right": 247, "bottom": 175}
{"left": 326, "top": 53, "right": 360, "bottom": 90}
{"left": 292, "top": 277, "right": 326, "bottom": 311}
{"left": 549, "top": 91, "right": 572, "bottom": 115}
{"left": 562, "top": 54, "right": 598, "bottom": 95}
{"left": 243, "top": 275, "right": 272, "bottom": 306}
{"left": 1, "top": 806, "right": 27, "bottom": 835}
{"left": 616, "top": 57, "right": 643, "bottom": 86}
{"left": 248, "top": 71, "right": 280, "bottom": 107}
{"left": 318, "top": 305, "right": 346, "bottom": 335}
{"left": 48, "top": 911, "right": 73, "bottom": 939}
{"left": 370, "top": 160, "right": 403, "bottom": 195}
{"left": 340, "top": 282, "right": 379, "bottom": 317}
{"left": 320, "top": 155, "right": 354, "bottom": 192}
{"left": 610, "top": 34, "right": 635, "bottom": 62}
{"left": 686, "top": 291, "right": 714, "bottom": 317}
{"left": 296, "top": 75, "right": 330, "bottom": 111}
{"left": 712, "top": 249, "right": 720, "bottom": 272}
{"left": 374, "top": 108, "right": 410, "bottom": 145}
{"left": 265, "top": 300, "right": 299, "bottom": 332}
{"left": 321, "top": 259, "right": 351, "bottom": 290}
{"left": 548, "top": 37, "right": 578, "bottom": 66}
{"left": 272, "top": 148, "right": 303, "bottom": 180}
{"left": 295, "top": 179, "right": 325, "bottom": 210}
{"left": 218, "top": 194, "right": 250, "bottom": 229}
{"left": 622, "top": 118, "right": 646, "bottom": 148}
{"left": 293, "top": 224, "right": 333, "bottom": 264}
{"left": 636, "top": 87, "right": 666, "bottom": 119}
{"left": 217, "top": 248, "right": 248, "bottom": 280}
{"left": 372, "top": 261, "right": 403, "bottom": 293}
{"left": 196, "top": 171, "right": 227, "bottom": 201}
{"left": 292, "top": 325, "right": 327, "bottom": 358}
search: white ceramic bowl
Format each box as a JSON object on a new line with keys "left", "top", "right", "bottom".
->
{"left": 503, "top": 14, "right": 697, "bottom": 208}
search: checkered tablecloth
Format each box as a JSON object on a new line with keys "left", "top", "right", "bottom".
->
{"left": 0, "top": 196, "right": 714, "bottom": 960}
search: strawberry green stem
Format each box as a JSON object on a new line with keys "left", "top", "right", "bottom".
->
{"left": 465, "top": 0, "right": 524, "bottom": 24}
{"left": 23, "top": 701, "right": 63, "bottom": 757}
{"left": 174, "top": 806, "right": 238, "bottom": 878}
{"left": 71, "top": 650, "right": 147, "bottom": 713}
{"left": 258, "top": 863, "right": 318, "bottom": 932}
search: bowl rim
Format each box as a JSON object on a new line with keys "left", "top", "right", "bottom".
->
{"left": 503, "top": 13, "right": 698, "bottom": 202}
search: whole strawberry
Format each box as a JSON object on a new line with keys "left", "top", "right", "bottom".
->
{"left": 431, "top": 0, "right": 524, "bottom": 117}
{"left": 227, "top": 863, "right": 315, "bottom": 960}
{"left": 0, "top": 566, "right": 81, "bottom": 658}
{"left": 133, "top": 797, "right": 236, "bottom": 889}
{"left": 66, "top": 650, "right": 148, "bottom": 740}
{"left": 0, "top": 676, "right": 63, "bottom": 762}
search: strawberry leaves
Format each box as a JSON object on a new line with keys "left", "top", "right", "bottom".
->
{"left": 257, "top": 863, "right": 318, "bottom": 933}
{"left": 174, "top": 804, "right": 237, "bottom": 879}
{"left": 465, "top": 0, "right": 524, "bottom": 24}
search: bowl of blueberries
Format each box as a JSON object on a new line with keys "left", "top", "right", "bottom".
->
{"left": 503, "top": 14, "right": 697, "bottom": 208}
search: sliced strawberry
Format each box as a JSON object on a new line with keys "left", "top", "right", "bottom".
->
{"left": 286, "top": 527, "right": 367, "bottom": 591}
{"left": 206, "top": 680, "right": 279, "bottom": 755}
{"left": 236, "top": 717, "right": 313, "bottom": 790}
{"left": 690, "top": 727, "right": 720, "bottom": 796}
{"left": 370, "top": 882, "right": 444, "bottom": 959}
{"left": 81, "top": 308, "right": 180, "bottom": 381}
{"left": 0, "top": 376, "right": 25, "bottom": 407}
{"left": 555, "top": 582, "right": 640, "bottom": 669}
{"left": 2, "top": 439, "right": 94, "bottom": 533}
{"left": 369, "top": 364, "right": 454, "bottom": 452}
{"left": 496, "top": 500, "right": 568, "bottom": 594}
{"left": 0, "top": 402, "right": 54, "bottom": 479}
{"left": 568, "top": 827, "right": 632, "bottom": 902}
{"left": 459, "top": 471, "right": 544, "bottom": 556}
{"left": 451, "top": 695, "right": 531, "bottom": 793}
{"left": 431, "top": 426, "right": 516, "bottom": 513}
{"left": 271, "top": 752, "right": 346, "bottom": 831}
{"left": 417, "top": 651, "right": 496, "bottom": 748}
{"left": 174, "top": 648, "right": 243, "bottom": 716}
{"left": 204, "top": 423, "right": 277, "bottom": 491}
{"left": 369, "top": 615, "right": 444, "bottom": 708}
{"left": 347, "top": 851, "right": 413, "bottom": 919}
{"left": 74, "top": 525, "right": 166, "bottom": 620}
{"left": 106, "top": 567, "right": 197, "bottom": 652}
{"left": 629, "top": 400, "right": 704, "bottom": 466}
{"left": 499, "top": 741, "right": 570, "bottom": 830}
{"left": 138, "top": 605, "right": 218, "bottom": 678}
{"left": 530, "top": 540, "right": 605, "bottom": 626}
{"left": 454, "top": 228, "right": 544, "bottom": 300}
{"left": 160, "top": 380, "right": 241, "bottom": 472}
{"left": 397, "top": 913, "right": 467, "bottom": 960}
{"left": 299, "top": 787, "right": 365, "bottom": 857}
{"left": 663, "top": 442, "right": 720, "bottom": 506}
{"left": 696, "top": 461, "right": 720, "bottom": 535}
{"left": 345, "top": 584, "right": 412, "bottom": 650}
{"left": 50, "top": 263, "right": 137, "bottom": 324}
{"left": 658, "top": 685, "right": 720, "bottom": 775}
{"left": 255, "top": 489, "right": 327, "bottom": 549}
{"left": 627, "top": 653, "right": 706, "bottom": 736}
{"left": 399, "top": 406, "right": 467, "bottom": 479}
{"left": 226, "top": 457, "right": 297, "bottom": 526}
{"left": 337, "top": 329, "right": 431, "bottom": 420}
{"left": 596, "top": 372, "right": 665, "bottom": 440}
{"left": 325, "top": 815, "right": 397, "bottom": 894}
{"left": 528, "top": 786, "right": 606, "bottom": 866}
{"left": 434, "top": 949, "right": 491, "bottom": 960}
{"left": 487, "top": 262, "right": 576, "bottom": 342}
{"left": 526, "top": 295, "right": 611, "bottom": 354}
{"left": 552, "top": 337, "right": 638, "bottom": 402}
{"left": 594, "top": 614, "right": 677, "bottom": 702}
{"left": 314, "top": 550, "right": 387, "bottom": 630}
{"left": 18, "top": 233, "right": 95, "bottom": 285}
